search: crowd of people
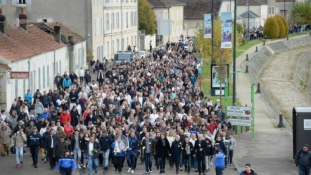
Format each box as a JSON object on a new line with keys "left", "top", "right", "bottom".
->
{"left": 0, "top": 41, "right": 259, "bottom": 175}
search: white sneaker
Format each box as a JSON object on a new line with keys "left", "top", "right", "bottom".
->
{"left": 78, "top": 165, "right": 81, "bottom": 169}
{"left": 131, "top": 170, "right": 134, "bottom": 174}
{"left": 211, "top": 162, "right": 213, "bottom": 166}
{"left": 128, "top": 167, "right": 131, "bottom": 172}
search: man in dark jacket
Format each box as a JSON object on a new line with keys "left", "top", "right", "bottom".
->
{"left": 27, "top": 126, "right": 42, "bottom": 168}
{"left": 99, "top": 130, "right": 112, "bottom": 170}
{"left": 295, "top": 144, "right": 311, "bottom": 175}
{"left": 41, "top": 91, "right": 50, "bottom": 108}
{"left": 156, "top": 133, "right": 171, "bottom": 174}
{"left": 71, "top": 129, "right": 83, "bottom": 169}
{"left": 85, "top": 72, "right": 92, "bottom": 84}
{"left": 171, "top": 135, "right": 182, "bottom": 174}
{"left": 193, "top": 134, "right": 207, "bottom": 175}
{"left": 54, "top": 136, "right": 68, "bottom": 162}
{"left": 182, "top": 137, "right": 194, "bottom": 174}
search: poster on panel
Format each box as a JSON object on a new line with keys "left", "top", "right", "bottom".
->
{"left": 221, "top": 12, "right": 232, "bottom": 49}
{"left": 204, "top": 14, "right": 211, "bottom": 38}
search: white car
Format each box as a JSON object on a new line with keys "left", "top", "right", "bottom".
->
{"left": 139, "top": 51, "right": 146, "bottom": 58}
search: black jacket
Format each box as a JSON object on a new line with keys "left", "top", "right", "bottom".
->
{"left": 27, "top": 132, "right": 42, "bottom": 147}
{"left": 182, "top": 141, "right": 194, "bottom": 158}
{"left": 54, "top": 140, "right": 68, "bottom": 157}
{"left": 45, "top": 134, "right": 59, "bottom": 149}
{"left": 156, "top": 138, "right": 171, "bottom": 158}
{"left": 70, "top": 134, "right": 84, "bottom": 151}
{"left": 99, "top": 135, "right": 112, "bottom": 151}
{"left": 193, "top": 139, "right": 207, "bottom": 160}
{"left": 295, "top": 149, "right": 311, "bottom": 167}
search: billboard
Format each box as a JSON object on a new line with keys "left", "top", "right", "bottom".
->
{"left": 211, "top": 64, "right": 229, "bottom": 96}
{"left": 227, "top": 106, "right": 252, "bottom": 117}
{"left": 204, "top": 14, "right": 211, "bottom": 38}
{"left": 221, "top": 12, "right": 232, "bottom": 49}
{"left": 10, "top": 71, "right": 29, "bottom": 79}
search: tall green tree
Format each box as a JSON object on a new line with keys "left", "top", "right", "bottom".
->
{"left": 139, "top": 0, "right": 157, "bottom": 35}
{"left": 263, "top": 17, "right": 279, "bottom": 39}
{"left": 291, "top": 2, "right": 311, "bottom": 25}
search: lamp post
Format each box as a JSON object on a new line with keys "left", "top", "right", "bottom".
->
{"left": 247, "top": 0, "right": 250, "bottom": 41}
{"left": 284, "top": 0, "right": 289, "bottom": 40}
{"left": 211, "top": 0, "right": 215, "bottom": 64}
{"left": 233, "top": 0, "right": 237, "bottom": 106}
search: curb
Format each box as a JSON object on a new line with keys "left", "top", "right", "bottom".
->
{"left": 233, "top": 160, "right": 241, "bottom": 175}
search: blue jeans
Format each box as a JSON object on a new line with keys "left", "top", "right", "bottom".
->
{"left": 183, "top": 155, "right": 191, "bottom": 173}
{"left": 191, "top": 155, "right": 198, "bottom": 169}
{"left": 229, "top": 150, "right": 234, "bottom": 164}
{"left": 179, "top": 152, "right": 183, "bottom": 167}
{"left": 144, "top": 153, "right": 152, "bottom": 172}
{"left": 88, "top": 155, "right": 98, "bottom": 175}
{"left": 16, "top": 147, "right": 24, "bottom": 165}
{"left": 299, "top": 166, "right": 310, "bottom": 175}
{"left": 83, "top": 153, "right": 87, "bottom": 166}
{"left": 158, "top": 157, "right": 166, "bottom": 171}
{"left": 126, "top": 153, "right": 137, "bottom": 170}
{"left": 102, "top": 149, "right": 110, "bottom": 167}
{"left": 73, "top": 148, "right": 81, "bottom": 166}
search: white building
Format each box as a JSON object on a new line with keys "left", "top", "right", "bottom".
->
{"left": 0, "top": 10, "right": 86, "bottom": 111}
{"left": 237, "top": 0, "right": 268, "bottom": 28}
{"left": 0, "top": 0, "right": 138, "bottom": 60}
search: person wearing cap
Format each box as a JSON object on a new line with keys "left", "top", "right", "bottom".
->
{"left": 27, "top": 126, "right": 42, "bottom": 168}
{"left": 56, "top": 149, "right": 77, "bottom": 175}
{"left": 99, "top": 130, "right": 112, "bottom": 171}
{"left": 295, "top": 144, "right": 311, "bottom": 175}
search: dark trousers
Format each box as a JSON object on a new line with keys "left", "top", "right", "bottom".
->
{"left": 126, "top": 154, "right": 137, "bottom": 170}
{"left": 183, "top": 155, "right": 191, "bottom": 173}
{"left": 60, "top": 167, "right": 72, "bottom": 175}
{"left": 197, "top": 157, "right": 206, "bottom": 173}
{"left": 154, "top": 154, "right": 159, "bottom": 169}
{"left": 215, "top": 167, "right": 223, "bottom": 175}
{"left": 228, "top": 150, "right": 234, "bottom": 164}
{"left": 48, "top": 148, "right": 56, "bottom": 168}
{"left": 113, "top": 156, "right": 125, "bottom": 172}
{"left": 79, "top": 77, "right": 84, "bottom": 83}
{"left": 99, "top": 152, "right": 103, "bottom": 165}
{"left": 144, "top": 153, "right": 152, "bottom": 172}
{"left": 30, "top": 145, "right": 39, "bottom": 165}
{"left": 173, "top": 158, "right": 180, "bottom": 172}
{"left": 98, "top": 80, "right": 103, "bottom": 86}
{"left": 158, "top": 157, "right": 166, "bottom": 171}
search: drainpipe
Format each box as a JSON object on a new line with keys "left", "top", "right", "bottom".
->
{"left": 28, "top": 59, "right": 30, "bottom": 90}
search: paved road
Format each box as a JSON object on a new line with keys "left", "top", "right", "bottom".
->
{"left": 0, "top": 150, "right": 238, "bottom": 175}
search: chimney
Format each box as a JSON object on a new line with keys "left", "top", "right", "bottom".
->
{"left": 0, "top": 8, "right": 6, "bottom": 34}
{"left": 54, "top": 22, "right": 61, "bottom": 44}
{"left": 68, "top": 36, "right": 75, "bottom": 45}
{"left": 19, "top": 8, "right": 27, "bottom": 31}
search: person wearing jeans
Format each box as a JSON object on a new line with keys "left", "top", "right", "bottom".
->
{"left": 228, "top": 133, "right": 236, "bottom": 165}
{"left": 156, "top": 133, "right": 171, "bottom": 174}
{"left": 71, "top": 130, "right": 82, "bottom": 169}
{"left": 142, "top": 132, "right": 154, "bottom": 174}
{"left": 99, "top": 130, "right": 112, "bottom": 170}
{"left": 126, "top": 132, "right": 139, "bottom": 174}
{"left": 182, "top": 137, "right": 194, "bottom": 175}
{"left": 13, "top": 127, "right": 27, "bottom": 168}
{"left": 205, "top": 138, "right": 213, "bottom": 171}
{"left": 86, "top": 136, "right": 101, "bottom": 175}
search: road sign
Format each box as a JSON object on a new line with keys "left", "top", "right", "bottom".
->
{"left": 229, "top": 119, "right": 252, "bottom": 127}
{"left": 227, "top": 106, "right": 251, "bottom": 117}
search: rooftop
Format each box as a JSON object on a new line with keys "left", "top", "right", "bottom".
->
{"left": 181, "top": 0, "right": 222, "bottom": 19}
{"left": 0, "top": 26, "right": 66, "bottom": 62}
{"left": 238, "top": 10, "right": 260, "bottom": 18}
{"left": 237, "top": 0, "right": 267, "bottom": 6}
{"left": 148, "top": 0, "right": 185, "bottom": 8}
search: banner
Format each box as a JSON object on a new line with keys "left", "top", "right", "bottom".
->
{"left": 221, "top": 12, "right": 232, "bottom": 48}
{"left": 204, "top": 14, "right": 211, "bottom": 38}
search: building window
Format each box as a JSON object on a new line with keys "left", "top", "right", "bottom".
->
{"left": 269, "top": 7, "right": 274, "bottom": 15}
{"left": 93, "top": 19, "right": 96, "bottom": 36}
{"left": 116, "top": 13, "right": 119, "bottom": 29}
{"left": 43, "top": 66, "right": 45, "bottom": 88}
{"left": 47, "top": 65, "right": 49, "bottom": 86}
{"left": 126, "top": 12, "right": 128, "bottom": 27}
{"left": 134, "top": 35, "right": 136, "bottom": 46}
{"left": 18, "top": 0, "right": 26, "bottom": 4}
{"left": 56, "top": 62, "right": 58, "bottom": 74}
{"left": 134, "top": 11, "right": 137, "bottom": 26}
{"left": 1, "top": 0, "right": 7, "bottom": 6}
{"left": 112, "top": 40, "right": 114, "bottom": 55}
{"left": 100, "top": 18, "right": 103, "bottom": 34}
{"left": 127, "top": 37, "right": 129, "bottom": 47}
{"left": 121, "top": 38, "right": 124, "bottom": 51}
{"left": 131, "top": 12, "right": 133, "bottom": 26}
{"left": 59, "top": 61, "right": 61, "bottom": 74}
{"left": 131, "top": 36, "right": 133, "bottom": 46}
{"left": 117, "top": 39, "right": 119, "bottom": 51}
{"left": 23, "top": 79, "right": 25, "bottom": 96}
{"left": 112, "top": 13, "right": 115, "bottom": 29}
{"left": 38, "top": 67, "right": 41, "bottom": 89}
{"left": 15, "top": 79, "right": 18, "bottom": 99}
{"left": 107, "top": 41, "right": 109, "bottom": 58}
{"left": 30, "top": 72, "right": 33, "bottom": 92}
{"left": 106, "top": 13, "right": 109, "bottom": 30}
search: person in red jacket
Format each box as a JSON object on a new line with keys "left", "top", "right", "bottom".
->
{"left": 207, "top": 120, "right": 217, "bottom": 134}
{"left": 60, "top": 110, "right": 71, "bottom": 126}
{"left": 64, "top": 123, "right": 74, "bottom": 138}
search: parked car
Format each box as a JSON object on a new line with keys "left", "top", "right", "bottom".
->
{"left": 113, "top": 51, "right": 134, "bottom": 65}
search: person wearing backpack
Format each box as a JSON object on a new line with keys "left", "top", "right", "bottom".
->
{"left": 295, "top": 144, "right": 311, "bottom": 175}
{"left": 239, "top": 163, "right": 258, "bottom": 175}
{"left": 213, "top": 143, "right": 225, "bottom": 175}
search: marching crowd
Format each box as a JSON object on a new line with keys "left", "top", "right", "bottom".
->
{"left": 0, "top": 42, "right": 258, "bottom": 175}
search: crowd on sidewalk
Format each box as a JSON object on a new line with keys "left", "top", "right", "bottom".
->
{"left": 0, "top": 40, "right": 262, "bottom": 175}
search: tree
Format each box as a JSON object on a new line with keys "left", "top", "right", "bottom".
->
{"left": 194, "top": 18, "right": 233, "bottom": 101}
{"left": 279, "top": 16, "right": 289, "bottom": 37}
{"left": 263, "top": 17, "right": 279, "bottom": 39}
{"left": 139, "top": 0, "right": 157, "bottom": 35}
{"left": 291, "top": 2, "right": 311, "bottom": 25}
{"left": 275, "top": 16, "right": 285, "bottom": 38}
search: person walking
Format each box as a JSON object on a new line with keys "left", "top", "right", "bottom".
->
{"left": 228, "top": 133, "right": 236, "bottom": 165}
{"left": 182, "top": 137, "right": 194, "bottom": 175}
{"left": 56, "top": 150, "right": 77, "bottom": 175}
{"left": 12, "top": 127, "right": 27, "bottom": 168}
{"left": 35, "top": 99, "right": 44, "bottom": 119}
{"left": 239, "top": 163, "right": 258, "bottom": 175}
{"left": 54, "top": 136, "right": 68, "bottom": 162}
{"left": 213, "top": 143, "right": 225, "bottom": 175}
{"left": 45, "top": 129, "right": 59, "bottom": 169}
{"left": 141, "top": 132, "right": 154, "bottom": 174}
{"left": 0, "top": 122, "right": 12, "bottom": 156}
{"left": 79, "top": 67, "right": 85, "bottom": 83}
{"left": 149, "top": 40, "right": 152, "bottom": 53}
{"left": 171, "top": 135, "right": 182, "bottom": 174}
{"left": 156, "top": 133, "right": 171, "bottom": 174}
{"left": 70, "top": 129, "right": 83, "bottom": 169}
{"left": 86, "top": 136, "right": 101, "bottom": 175}
{"left": 193, "top": 134, "right": 207, "bottom": 175}
{"left": 99, "top": 130, "right": 112, "bottom": 171}
{"left": 295, "top": 144, "right": 311, "bottom": 175}
{"left": 112, "top": 135, "right": 126, "bottom": 174}
{"left": 126, "top": 132, "right": 139, "bottom": 174}
{"left": 27, "top": 126, "right": 42, "bottom": 168}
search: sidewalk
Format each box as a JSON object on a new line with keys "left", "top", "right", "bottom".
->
{"left": 232, "top": 37, "right": 306, "bottom": 175}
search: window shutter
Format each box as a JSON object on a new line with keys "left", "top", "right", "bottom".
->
{"left": 15, "top": 80, "right": 18, "bottom": 99}
{"left": 12, "top": 0, "right": 17, "bottom": 6}
{"left": 38, "top": 67, "right": 41, "bottom": 89}
{"left": 26, "top": 0, "right": 31, "bottom": 6}
{"left": 23, "top": 80, "right": 25, "bottom": 96}
{"left": 1, "top": 0, "right": 7, "bottom": 6}
{"left": 43, "top": 66, "right": 45, "bottom": 88}
{"left": 47, "top": 65, "right": 49, "bottom": 86}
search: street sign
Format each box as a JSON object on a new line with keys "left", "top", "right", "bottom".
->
{"left": 227, "top": 106, "right": 251, "bottom": 117}
{"left": 10, "top": 71, "right": 29, "bottom": 79}
{"left": 229, "top": 119, "right": 252, "bottom": 126}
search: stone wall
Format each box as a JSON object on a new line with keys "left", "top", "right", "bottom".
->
{"left": 293, "top": 51, "right": 311, "bottom": 95}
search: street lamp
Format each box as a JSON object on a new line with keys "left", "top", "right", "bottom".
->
{"left": 247, "top": 0, "right": 250, "bottom": 42}
{"left": 211, "top": 0, "right": 215, "bottom": 64}
{"left": 284, "top": 0, "right": 289, "bottom": 40}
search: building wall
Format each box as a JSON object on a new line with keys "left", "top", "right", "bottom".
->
{"left": 220, "top": 1, "right": 235, "bottom": 12}
{"left": 237, "top": 5, "right": 267, "bottom": 27}
{"left": 2, "top": 47, "right": 69, "bottom": 110}
{"left": 73, "top": 41, "right": 87, "bottom": 74}
{"left": 144, "top": 34, "right": 156, "bottom": 51}
{"left": 183, "top": 19, "right": 202, "bottom": 37}
{"left": 169, "top": 6, "right": 184, "bottom": 42}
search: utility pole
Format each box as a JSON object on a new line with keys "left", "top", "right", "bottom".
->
{"left": 248, "top": 0, "right": 250, "bottom": 41}
{"left": 211, "top": 0, "right": 215, "bottom": 64}
{"left": 233, "top": 0, "right": 237, "bottom": 106}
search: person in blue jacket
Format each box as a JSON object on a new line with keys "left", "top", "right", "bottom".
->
{"left": 171, "top": 134, "right": 182, "bottom": 174}
{"left": 126, "top": 132, "right": 139, "bottom": 174}
{"left": 24, "top": 89, "right": 33, "bottom": 105}
{"left": 213, "top": 143, "right": 225, "bottom": 175}
{"left": 62, "top": 76, "right": 72, "bottom": 90}
{"left": 112, "top": 135, "right": 126, "bottom": 174}
{"left": 56, "top": 149, "right": 76, "bottom": 175}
